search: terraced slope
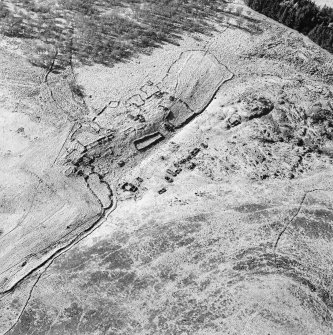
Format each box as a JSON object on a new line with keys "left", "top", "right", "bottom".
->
{"left": 1, "top": 1, "right": 333, "bottom": 334}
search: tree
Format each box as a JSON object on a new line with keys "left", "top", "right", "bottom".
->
{"left": 248, "top": 0, "right": 333, "bottom": 55}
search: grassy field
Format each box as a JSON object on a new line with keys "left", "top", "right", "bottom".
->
{"left": 0, "top": 0, "right": 261, "bottom": 72}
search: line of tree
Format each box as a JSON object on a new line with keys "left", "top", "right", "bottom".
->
{"left": 246, "top": 0, "right": 333, "bottom": 53}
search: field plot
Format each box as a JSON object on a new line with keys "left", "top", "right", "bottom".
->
{"left": 161, "top": 50, "right": 233, "bottom": 128}
{"left": 0, "top": 48, "right": 103, "bottom": 294}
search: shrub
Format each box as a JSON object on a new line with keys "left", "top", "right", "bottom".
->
{"left": 69, "top": 80, "right": 85, "bottom": 98}
{"left": 311, "top": 110, "right": 333, "bottom": 125}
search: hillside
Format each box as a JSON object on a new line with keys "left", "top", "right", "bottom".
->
{"left": 1, "top": 0, "right": 333, "bottom": 334}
